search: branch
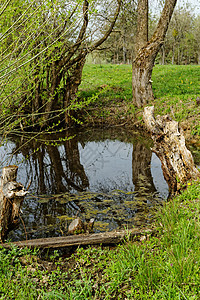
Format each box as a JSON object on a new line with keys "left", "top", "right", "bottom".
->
{"left": 133, "top": 0, "right": 177, "bottom": 64}
{"left": 89, "top": 0, "right": 121, "bottom": 52}
{"left": 152, "top": 0, "right": 178, "bottom": 43}
{"left": 0, "top": 0, "right": 12, "bottom": 17}
{"left": 58, "top": 0, "right": 89, "bottom": 69}
{"left": 75, "top": 0, "right": 89, "bottom": 47}
{"left": 58, "top": 0, "right": 121, "bottom": 70}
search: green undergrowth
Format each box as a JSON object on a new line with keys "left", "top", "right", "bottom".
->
{"left": 80, "top": 64, "right": 200, "bottom": 137}
{"left": 0, "top": 181, "right": 199, "bottom": 299}
{"left": 152, "top": 65, "right": 200, "bottom": 136}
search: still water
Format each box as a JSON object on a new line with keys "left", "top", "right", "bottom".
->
{"left": 0, "top": 129, "right": 169, "bottom": 241}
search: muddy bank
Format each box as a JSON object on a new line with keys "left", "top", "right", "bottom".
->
{"left": 81, "top": 101, "right": 200, "bottom": 147}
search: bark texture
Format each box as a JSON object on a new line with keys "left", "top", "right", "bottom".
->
{"left": 143, "top": 106, "right": 200, "bottom": 195}
{"left": 2, "top": 227, "right": 153, "bottom": 249}
{"left": 0, "top": 166, "right": 28, "bottom": 242}
{"left": 132, "top": 0, "right": 177, "bottom": 107}
{"left": 135, "top": 0, "right": 148, "bottom": 54}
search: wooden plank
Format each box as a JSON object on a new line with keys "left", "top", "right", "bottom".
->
{"left": 2, "top": 227, "right": 153, "bottom": 249}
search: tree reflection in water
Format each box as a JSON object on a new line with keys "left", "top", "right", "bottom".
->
{"left": 1, "top": 129, "right": 168, "bottom": 241}
{"left": 132, "top": 143, "right": 158, "bottom": 226}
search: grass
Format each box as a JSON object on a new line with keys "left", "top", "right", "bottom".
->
{"left": 80, "top": 64, "right": 133, "bottom": 100}
{"left": 80, "top": 64, "right": 200, "bottom": 137}
{"left": 0, "top": 181, "right": 199, "bottom": 299}
{"left": 0, "top": 64, "right": 200, "bottom": 299}
{"left": 152, "top": 65, "right": 200, "bottom": 136}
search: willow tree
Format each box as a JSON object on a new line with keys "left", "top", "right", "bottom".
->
{"left": 0, "top": 0, "right": 121, "bottom": 130}
{"left": 132, "top": 0, "right": 177, "bottom": 107}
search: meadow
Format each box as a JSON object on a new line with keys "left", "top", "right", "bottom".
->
{"left": 80, "top": 64, "right": 200, "bottom": 137}
{"left": 0, "top": 64, "right": 199, "bottom": 299}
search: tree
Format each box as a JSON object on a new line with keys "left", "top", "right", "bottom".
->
{"left": 194, "top": 16, "right": 200, "bottom": 65}
{"left": 94, "top": 0, "right": 137, "bottom": 64}
{"left": 166, "top": 6, "right": 197, "bottom": 65}
{"left": 156, "top": 4, "right": 200, "bottom": 65}
{"left": 0, "top": 0, "right": 121, "bottom": 131}
{"left": 132, "top": 0, "right": 177, "bottom": 108}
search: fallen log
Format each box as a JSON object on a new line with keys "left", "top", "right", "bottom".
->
{"left": 0, "top": 165, "right": 28, "bottom": 242}
{"left": 2, "top": 227, "right": 153, "bottom": 249}
{"left": 143, "top": 106, "right": 200, "bottom": 195}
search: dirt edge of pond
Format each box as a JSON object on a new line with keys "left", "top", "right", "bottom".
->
{"left": 81, "top": 101, "right": 200, "bottom": 147}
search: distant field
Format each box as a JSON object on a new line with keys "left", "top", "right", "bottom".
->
{"left": 80, "top": 64, "right": 200, "bottom": 135}
{"left": 81, "top": 64, "right": 199, "bottom": 100}
{"left": 80, "top": 64, "right": 132, "bottom": 102}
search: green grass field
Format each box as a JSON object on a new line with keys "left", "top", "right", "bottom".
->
{"left": 80, "top": 64, "right": 200, "bottom": 136}
{"left": 81, "top": 64, "right": 200, "bottom": 101}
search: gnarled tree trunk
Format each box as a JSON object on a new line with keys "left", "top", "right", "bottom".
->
{"left": 143, "top": 106, "right": 200, "bottom": 195}
{"left": 132, "top": 0, "right": 177, "bottom": 107}
{"left": 64, "top": 58, "right": 86, "bottom": 127}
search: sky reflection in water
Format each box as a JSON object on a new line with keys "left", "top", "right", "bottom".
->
{"left": 0, "top": 129, "right": 169, "bottom": 241}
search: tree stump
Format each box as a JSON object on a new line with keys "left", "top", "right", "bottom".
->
{"left": 143, "top": 106, "right": 200, "bottom": 195}
{"left": 0, "top": 166, "right": 28, "bottom": 242}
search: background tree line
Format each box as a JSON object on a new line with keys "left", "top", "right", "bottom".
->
{"left": 92, "top": 2, "right": 200, "bottom": 65}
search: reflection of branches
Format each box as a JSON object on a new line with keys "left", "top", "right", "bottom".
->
{"left": 10, "top": 134, "right": 89, "bottom": 195}
{"left": 46, "top": 146, "right": 68, "bottom": 193}
{"left": 37, "top": 146, "right": 46, "bottom": 194}
{"left": 64, "top": 136, "right": 89, "bottom": 190}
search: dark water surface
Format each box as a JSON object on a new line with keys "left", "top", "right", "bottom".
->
{"left": 0, "top": 128, "right": 170, "bottom": 241}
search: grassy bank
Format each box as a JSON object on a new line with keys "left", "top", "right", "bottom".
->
{"left": 0, "top": 181, "right": 199, "bottom": 299}
{"left": 80, "top": 64, "right": 200, "bottom": 139}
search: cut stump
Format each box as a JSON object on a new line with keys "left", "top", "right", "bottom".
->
{"left": 143, "top": 106, "right": 200, "bottom": 195}
{"left": 0, "top": 166, "right": 28, "bottom": 242}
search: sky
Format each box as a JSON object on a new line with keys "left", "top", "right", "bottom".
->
{"left": 177, "top": 0, "right": 200, "bottom": 15}
{"left": 151, "top": 0, "right": 199, "bottom": 16}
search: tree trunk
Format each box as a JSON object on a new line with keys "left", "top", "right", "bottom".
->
{"left": 123, "top": 35, "right": 127, "bottom": 64}
{"left": 132, "top": 55, "right": 155, "bottom": 107}
{"left": 143, "top": 106, "right": 200, "bottom": 195}
{"left": 198, "top": 52, "right": 200, "bottom": 65}
{"left": 42, "top": 62, "right": 62, "bottom": 127}
{"left": 135, "top": 0, "right": 148, "bottom": 55}
{"left": 163, "top": 45, "right": 165, "bottom": 65}
{"left": 0, "top": 166, "right": 28, "bottom": 242}
{"left": 64, "top": 58, "right": 86, "bottom": 127}
{"left": 172, "top": 43, "right": 175, "bottom": 64}
{"left": 160, "top": 45, "right": 165, "bottom": 65}
{"left": 132, "top": 0, "right": 177, "bottom": 108}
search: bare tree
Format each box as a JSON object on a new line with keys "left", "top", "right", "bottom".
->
{"left": 132, "top": 0, "right": 177, "bottom": 108}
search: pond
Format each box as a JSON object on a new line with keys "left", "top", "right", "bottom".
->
{"left": 0, "top": 128, "right": 171, "bottom": 241}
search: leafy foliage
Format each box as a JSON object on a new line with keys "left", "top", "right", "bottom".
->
{"left": 0, "top": 0, "right": 121, "bottom": 133}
